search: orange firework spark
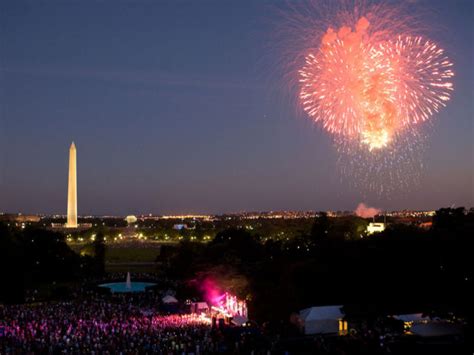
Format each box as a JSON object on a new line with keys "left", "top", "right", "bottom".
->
{"left": 298, "top": 15, "right": 454, "bottom": 152}
{"left": 273, "top": 1, "right": 455, "bottom": 194}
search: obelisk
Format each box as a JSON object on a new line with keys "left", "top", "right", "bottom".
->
{"left": 66, "top": 142, "right": 78, "bottom": 228}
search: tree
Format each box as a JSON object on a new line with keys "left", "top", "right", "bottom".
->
{"left": 0, "top": 223, "right": 25, "bottom": 302}
{"left": 0, "top": 224, "right": 88, "bottom": 303}
{"left": 432, "top": 207, "right": 466, "bottom": 231}
{"left": 93, "top": 231, "right": 106, "bottom": 276}
{"left": 310, "top": 212, "right": 330, "bottom": 244}
{"left": 210, "top": 228, "right": 262, "bottom": 264}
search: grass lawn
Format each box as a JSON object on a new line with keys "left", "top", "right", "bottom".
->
{"left": 105, "top": 247, "right": 160, "bottom": 263}
{"left": 68, "top": 242, "right": 163, "bottom": 263}
{"left": 105, "top": 264, "right": 158, "bottom": 273}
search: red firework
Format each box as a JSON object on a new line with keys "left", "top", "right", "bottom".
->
{"left": 297, "top": 9, "right": 454, "bottom": 151}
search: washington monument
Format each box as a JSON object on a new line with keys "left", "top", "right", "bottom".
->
{"left": 66, "top": 142, "right": 78, "bottom": 228}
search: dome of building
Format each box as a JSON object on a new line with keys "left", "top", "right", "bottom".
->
{"left": 125, "top": 215, "right": 137, "bottom": 224}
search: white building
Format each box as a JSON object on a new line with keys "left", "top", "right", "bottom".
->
{"left": 366, "top": 222, "right": 385, "bottom": 235}
{"left": 125, "top": 215, "right": 138, "bottom": 224}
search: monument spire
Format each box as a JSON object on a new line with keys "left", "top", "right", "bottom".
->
{"left": 66, "top": 142, "right": 78, "bottom": 228}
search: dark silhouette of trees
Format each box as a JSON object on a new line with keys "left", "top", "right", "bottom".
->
{"left": 2, "top": 206, "right": 471, "bottom": 325}
{"left": 310, "top": 212, "right": 330, "bottom": 244}
{"left": 210, "top": 228, "right": 262, "bottom": 262}
{"left": 0, "top": 223, "right": 26, "bottom": 302}
{"left": 162, "top": 208, "right": 472, "bottom": 323}
{"left": 93, "top": 231, "right": 106, "bottom": 276}
{"left": 0, "top": 223, "right": 95, "bottom": 303}
{"left": 432, "top": 207, "right": 467, "bottom": 231}
{"left": 310, "top": 214, "right": 368, "bottom": 243}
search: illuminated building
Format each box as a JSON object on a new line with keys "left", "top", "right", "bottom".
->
{"left": 366, "top": 222, "right": 385, "bottom": 235}
{"left": 125, "top": 215, "right": 137, "bottom": 224}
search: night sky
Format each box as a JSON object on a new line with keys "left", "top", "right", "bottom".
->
{"left": 1, "top": 0, "right": 472, "bottom": 215}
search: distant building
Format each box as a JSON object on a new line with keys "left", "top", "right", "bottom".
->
{"left": 419, "top": 221, "right": 433, "bottom": 229}
{"left": 51, "top": 222, "right": 92, "bottom": 231}
{"left": 159, "top": 214, "right": 214, "bottom": 221}
{"left": 367, "top": 222, "right": 386, "bottom": 235}
{"left": 173, "top": 224, "right": 187, "bottom": 230}
{"left": 0, "top": 214, "right": 41, "bottom": 223}
{"left": 125, "top": 215, "right": 138, "bottom": 224}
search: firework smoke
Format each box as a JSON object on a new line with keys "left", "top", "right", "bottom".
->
{"left": 355, "top": 202, "right": 381, "bottom": 218}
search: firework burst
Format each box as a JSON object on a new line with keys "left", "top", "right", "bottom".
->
{"left": 298, "top": 17, "right": 453, "bottom": 151}
{"left": 280, "top": 1, "right": 454, "bottom": 193}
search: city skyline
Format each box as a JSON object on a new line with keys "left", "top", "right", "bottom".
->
{"left": 1, "top": 0, "right": 473, "bottom": 215}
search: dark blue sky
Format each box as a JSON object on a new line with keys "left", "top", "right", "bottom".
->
{"left": 1, "top": 0, "right": 472, "bottom": 215}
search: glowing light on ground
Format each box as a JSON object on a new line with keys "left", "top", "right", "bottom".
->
{"left": 200, "top": 278, "right": 248, "bottom": 319}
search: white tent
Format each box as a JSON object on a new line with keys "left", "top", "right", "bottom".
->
{"left": 393, "top": 314, "right": 463, "bottom": 337}
{"left": 411, "top": 321, "right": 463, "bottom": 337}
{"left": 299, "top": 305, "right": 344, "bottom": 335}
{"left": 162, "top": 295, "right": 178, "bottom": 304}
{"left": 393, "top": 313, "right": 428, "bottom": 322}
{"left": 231, "top": 315, "right": 248, "bottom": 326}
{"left": 191, "top": 302, "right": 209, "bottom": 313}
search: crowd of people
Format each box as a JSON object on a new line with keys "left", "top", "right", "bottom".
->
{"left": 0, "top": 289, "right": 247, "bottom": 354}
{"left": 0, "top": 272, "right": 465, "bottom": 354}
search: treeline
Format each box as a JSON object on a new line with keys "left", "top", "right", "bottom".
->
{"left": 161, "top": 208, "right": 472, "bottom": 323}
{"left": 0, "top": 224, "right": 105, "bottom": 303}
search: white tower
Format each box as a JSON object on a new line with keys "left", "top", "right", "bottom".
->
{"left": 66, "top": 142, "right": 78, "bottom": 228}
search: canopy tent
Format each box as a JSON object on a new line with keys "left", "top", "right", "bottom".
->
{"left": 231, "top": 315, "right": 248, "bottom": 326}
{"left": 299, "top": 305, "right": 344, "bottom": 335}
{"left": 393, "top": 313, "right": 428, "bottom": 322}
{"left": 393, "top": 314, "right": 463, "bottom": 337}
{"left": 162, "top": 295, "right": 178, "bottom": 304}
{"left": 411, "top": 321, "right": 463, "bottom": 337}
{"left": 191, "top": 302, "right": 209, "bottom": 313}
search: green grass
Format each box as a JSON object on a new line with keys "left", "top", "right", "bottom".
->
{"left": 105, "top": 264, "right": 158, "bottom": 273}
{"left": 68, "top": 242, "right": 162, "bottom": 263}
{"left": 105, "top": 247, "right": 160, "bottom": 263}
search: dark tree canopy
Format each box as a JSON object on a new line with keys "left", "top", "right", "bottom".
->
{"left": 161, "top": 208, "right": 472, "bottom": 322}
{"left": 0, "top": 223, "right": 95, "bottom": 303}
